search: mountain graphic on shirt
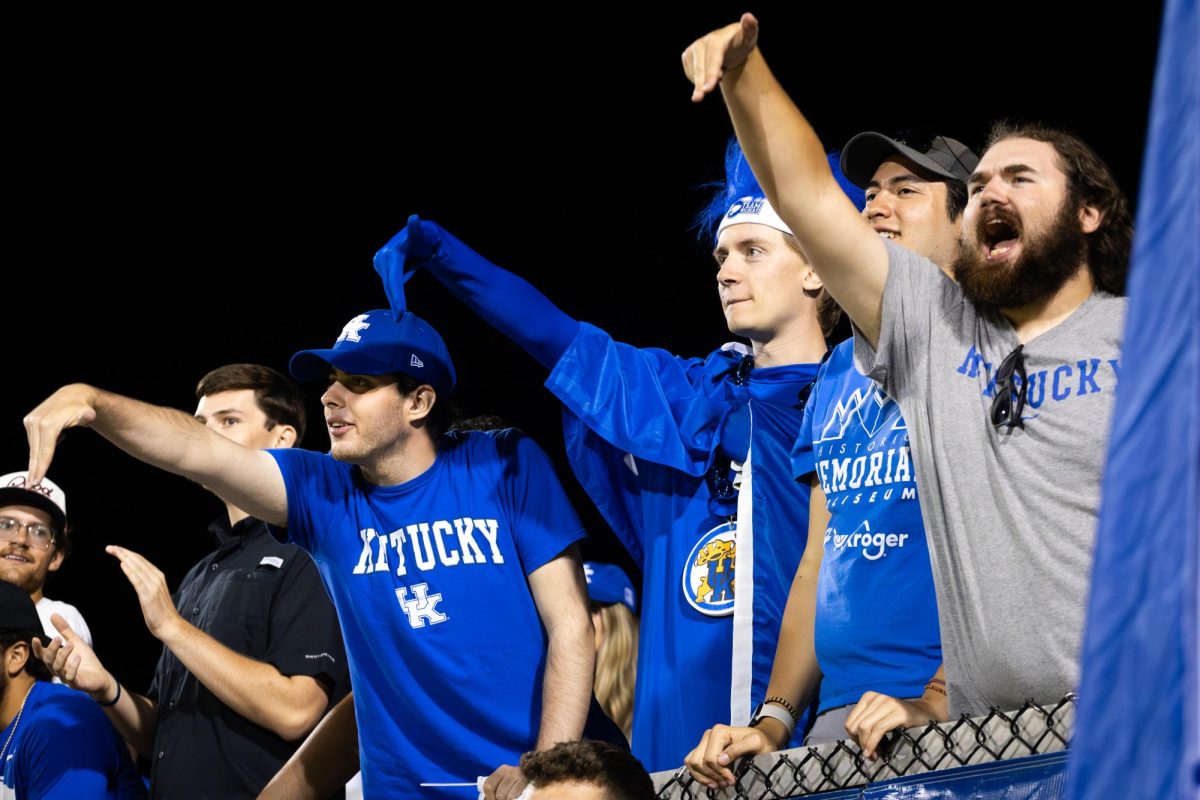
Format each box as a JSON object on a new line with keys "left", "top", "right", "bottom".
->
{"left": 817, "top": 386, "right": 903, "bottom": 443}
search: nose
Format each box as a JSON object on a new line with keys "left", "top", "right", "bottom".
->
{"left": 321, "top": 381, "right": 345, "bottom": 408}
{"left": 978, "top": 176, "right": 1007, "bottom": 208}
{"left": 716, "top": 256, "right": 742, "bottom": 287}
{"left": 865, "top": 192, "right": 894, "bottom": 221}
{"left": 4, "top": 523, "right": 30, "bottom": 546}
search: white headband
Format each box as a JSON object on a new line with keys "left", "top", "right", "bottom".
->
{"left": 716, "top": 195, "right": 794, "bottom": 238}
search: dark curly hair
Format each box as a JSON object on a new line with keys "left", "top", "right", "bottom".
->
{"left": 520, "top": 740, "right": 653, "bottom": 799}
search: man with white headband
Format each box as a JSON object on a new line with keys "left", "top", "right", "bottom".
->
{"left": 686, "top": 130, "right": 981, "bottom": 789}
{"left": 376, "top": 141, "right": 864, "bottom": 770}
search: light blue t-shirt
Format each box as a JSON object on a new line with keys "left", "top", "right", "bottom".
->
{"left": 793, "top": 340, "right": 941, "bottom": 712}
{"left": 271, "top": 429, "right": 587, "bottom": 799}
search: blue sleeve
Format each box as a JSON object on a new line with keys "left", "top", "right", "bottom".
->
{"left": 374, "top": 216, "right": 580, "bottom": 369}
{"left": 561, "top": 409, "right": 646, "bottom": 566}
{"left": 491, "top": 430, "right": 588, "bottom": 574}
{"left": 268, "top": 448, "right": 348, "bottom": 556}
{"left": 546, "top": 323, "right": 732, "bottom": 476}
{"left": 19, "top": 696, "right": 131, "bottom": 799}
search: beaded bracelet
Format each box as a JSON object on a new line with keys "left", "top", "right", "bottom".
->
{"left": 762, "top": 695, "right": 800, "bottom": 721}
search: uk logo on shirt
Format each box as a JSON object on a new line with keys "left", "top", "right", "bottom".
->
{"left": 681, "top": 521, "right": 737, "bottom": 617}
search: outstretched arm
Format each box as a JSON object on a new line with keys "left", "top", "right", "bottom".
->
{"left": 24, "top": 384, "right": 288, "bottom": 525}
{"left": 682, "top": 14, "right": 888, "bottom": 345}
{"left": 376, "top": 215, "right": 580, "bottom": 370}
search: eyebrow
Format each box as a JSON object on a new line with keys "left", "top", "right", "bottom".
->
{"left": 713, "top": 237, "right": 771, "bottom": 258}
{"left": 968, "top": 163, "right": 1038, "bottom": 185}
{"left": 195, "top": 408, "right": 243, "bottom": 421}
{"left": 867, "top": 172, "right": 926, "bottom": 191}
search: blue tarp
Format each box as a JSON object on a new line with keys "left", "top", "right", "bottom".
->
{"left": 1066, "top": 0, "right": 1200, "bottom": 798}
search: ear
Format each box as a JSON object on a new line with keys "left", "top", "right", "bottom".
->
{"left": 407, "top": 386, "right": 438, "bottom": 424}
{"left": 273, "top": 424, "right": 298, "bottom": 449}
{"left": 47, "top": 546, "right": 65, "bottom": 574}
{"left": 5, "top": 641, "right": 29, "bottom": 678}
{"left": 1079, "top": 203, "right": 1103, "bottom": 234}
{"left": 801, "top": 265, "right": 825, "bottom": 293}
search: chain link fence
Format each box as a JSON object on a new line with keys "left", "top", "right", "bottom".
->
{"left": 652, "top": 694, "right": 1076, "bottom": 798}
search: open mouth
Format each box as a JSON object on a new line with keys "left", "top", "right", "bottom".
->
{"left": 980, "top": 214, "right": 1021, "bottom": 261}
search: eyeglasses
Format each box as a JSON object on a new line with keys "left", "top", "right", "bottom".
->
{"left": 990, "top": 345, "right": 1027, "bottom": 430}
{"left": 0, "top": 517, "right": 56, "bottom": 551}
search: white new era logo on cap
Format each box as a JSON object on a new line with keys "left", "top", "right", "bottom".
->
{"left": 410, "top": 354, "right": 424, "bottom": 368}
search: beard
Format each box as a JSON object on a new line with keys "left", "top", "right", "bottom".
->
{"left": 953, "top": 198, "right": 1088, "bottom": 311}
{"left": 0, "top": 556, "right": 44, "bottom": 596}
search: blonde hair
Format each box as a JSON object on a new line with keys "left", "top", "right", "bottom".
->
{"left": 592, "top": 602, "right": 639, "bottom": 742}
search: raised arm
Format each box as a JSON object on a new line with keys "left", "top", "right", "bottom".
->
{"left": 682, "top": 14, "right": 889, "bottom": 345}
{"left": 375, "top": 215, "right": 580, "bottom": 370}
{"left": 24, "top": 384, "right": 288, "bottom": 526}
{"left": 108, "top": 546, "right": 332, "bottom": 741}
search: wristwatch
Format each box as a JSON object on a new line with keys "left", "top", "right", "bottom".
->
{"left": 748, "top": 701, "right": 796, "bottom": 736}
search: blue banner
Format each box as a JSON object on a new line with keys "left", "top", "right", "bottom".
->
{"left": 1067, "top": 0, "right": 1200, "bottom": 798}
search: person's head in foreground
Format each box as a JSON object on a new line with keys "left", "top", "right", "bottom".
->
{"left": 522, "top": 740, "right": 655, "bottom": 800}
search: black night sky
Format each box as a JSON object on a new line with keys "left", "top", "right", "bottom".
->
{"left": 6, "top": 4, "right": 1164, "bottom": 692}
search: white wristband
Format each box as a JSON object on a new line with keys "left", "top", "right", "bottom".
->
{"left": 751, "top": 702, "right": 796, "bottom": 735}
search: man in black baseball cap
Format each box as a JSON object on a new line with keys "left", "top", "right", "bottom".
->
{"left": 0, "top": 581, "right": 144, "bottom": 798}
{"left": 840, "top": 129, "right": 979, "bottom": 272}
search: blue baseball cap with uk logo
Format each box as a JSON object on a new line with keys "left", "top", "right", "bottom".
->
{"left": 289, "top": 309, "right": 456, "bottom": 395}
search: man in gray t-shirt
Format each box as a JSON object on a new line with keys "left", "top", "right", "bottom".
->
{"left": 681, "top": 14, "right": 1134, "bottom": 718}
{"left": 854, "top": 241, "right": 1124, "bottom": 713}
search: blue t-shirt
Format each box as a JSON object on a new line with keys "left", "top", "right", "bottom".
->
{"left": 270, "top": 429, "right": 587, "bottom": 799}
{"left": 1, "top": 681, "right": 146, "bottom": 800}
{"left": 547, "top": 323, "right": 819, "bottom": 771}
{"left": 792, "top": 340, "right": 941, "bottom": 712}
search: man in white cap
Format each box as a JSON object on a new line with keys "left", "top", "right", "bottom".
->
{"left": 0, "top": 472, "right": 92, "bottom": 647}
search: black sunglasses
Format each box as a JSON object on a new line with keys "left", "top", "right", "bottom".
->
{"left": 990, "top": 345, "right": 1028, "bottom": 430}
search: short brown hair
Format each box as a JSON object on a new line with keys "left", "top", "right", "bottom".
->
{"left": 195, "top": 364, "right": 307, "bottom": 442}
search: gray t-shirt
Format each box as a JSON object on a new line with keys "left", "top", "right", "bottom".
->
{"left": 854, "top": 241, "right": 1125, "bottom": 715}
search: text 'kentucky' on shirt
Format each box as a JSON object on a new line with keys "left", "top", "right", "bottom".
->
{"left": 352, "top": 517, "right": 506, "bottom": 577}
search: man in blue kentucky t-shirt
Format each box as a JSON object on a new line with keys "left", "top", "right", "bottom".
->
{"left": 376, "top": 142, "right": 865, "bottom": 772}
{"left": 23, "top": 311, "right": 614, "bottom": 800}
